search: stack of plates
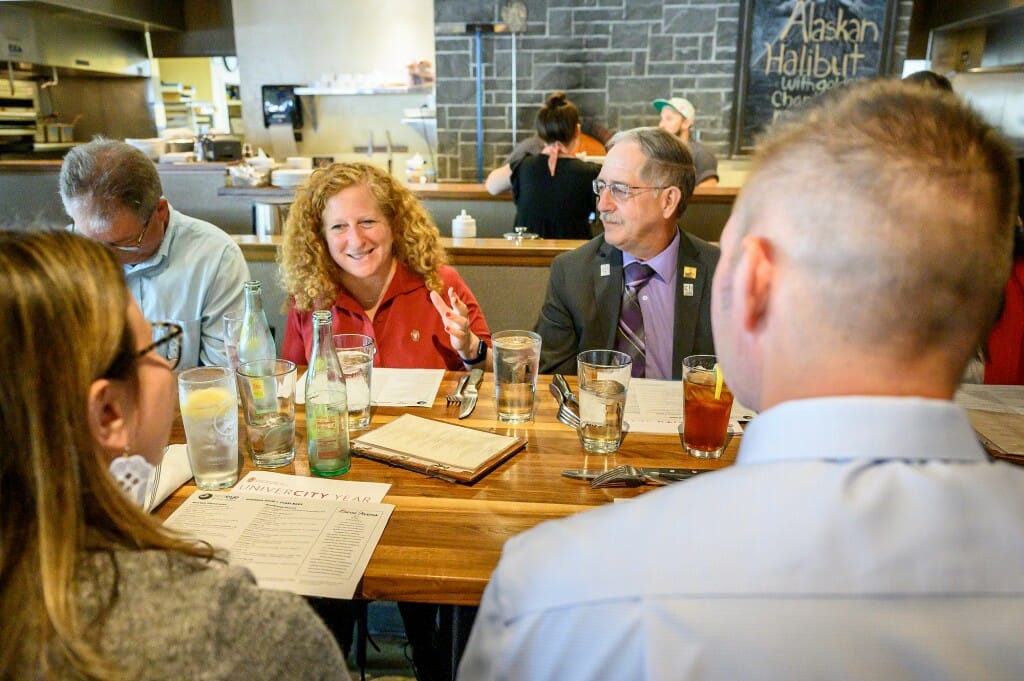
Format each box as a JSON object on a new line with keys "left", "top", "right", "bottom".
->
{"left": 271, "top": 168, "right": 314, "bottom": 188}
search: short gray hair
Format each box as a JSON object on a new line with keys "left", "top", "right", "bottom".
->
{"left": 58, "top": 137, "right": 163, "bottom": 223}
{"left": 608, "top": 127, "right": 696, "bottom": 217}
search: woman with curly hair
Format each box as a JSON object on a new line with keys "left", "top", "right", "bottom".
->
{"left": 0, "top": 230, "right": 347, "bottom": 680}
{"left": 280, "top": 162, "right": 491, "bottom": 369}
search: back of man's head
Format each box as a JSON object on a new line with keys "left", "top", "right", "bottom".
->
{"left": 608, "top": 127, "right": 696, "bottom": 218}
{"left": 719, "top": 79, "right": 1017, "bottom": 405}
{"left": 59, "top": 137, "right": 163, "bottom": 224}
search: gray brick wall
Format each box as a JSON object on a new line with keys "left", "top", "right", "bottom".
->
{"left": 434, "top": 0, "right": 914, "bottom": 182}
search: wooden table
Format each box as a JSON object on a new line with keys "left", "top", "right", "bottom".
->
{"left": 156, "top": 372, "right": 737, "bottom": 606}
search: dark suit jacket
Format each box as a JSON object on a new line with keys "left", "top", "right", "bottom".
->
{"left": 534, "top": 229, "right": 720, "bottom": 380}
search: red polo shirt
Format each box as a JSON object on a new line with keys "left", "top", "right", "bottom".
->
{"left": 282, "top": 262, "right": 491, "bottom": 369}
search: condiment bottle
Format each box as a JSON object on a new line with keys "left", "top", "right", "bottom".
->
{"left": 452, "top": 209, "right": 477, "bottom": 238}
{"left": 305, "top": 310, "right": 351, "bottom": 477}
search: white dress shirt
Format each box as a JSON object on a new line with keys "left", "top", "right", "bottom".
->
{"left": 125, "top": 207, "right": 249, "bottom": 369}
{"left": 458, "top": 396, "right": 1024, "bottom": 680}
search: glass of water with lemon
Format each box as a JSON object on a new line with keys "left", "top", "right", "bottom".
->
{"left": 178, "top": 367, "right": 239, "bottom": 490}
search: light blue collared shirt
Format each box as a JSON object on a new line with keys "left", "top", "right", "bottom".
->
{"left": 459, "top": 396, "right": 1024, "bottom": 680}
{"left": 622, "top": 230, "right": 679, "bottom": 380}
{"left": 125, "top": 207, "right": 249, "bottom": 369}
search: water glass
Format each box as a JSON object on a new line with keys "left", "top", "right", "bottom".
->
{"left": 333, "top": 333, "right": 374, "bottom": 430}
{"left": 178, "top": 366, "right": 239, "bottom": 490}
{"left": 237, "top": 359, "right": 297, "bottom": 468}
{"left": 223, "top": 311, "right": 243, "bottom": 374}
{"left": 577, "top": 350, "right": 632, "bottom": 454}
{"left": 492, "top": 330, "right": 541, "bottom": 423}
{"left": 682, "top": 355, "right": 734, "bottom": 459}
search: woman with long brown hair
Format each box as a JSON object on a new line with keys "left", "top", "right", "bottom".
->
{"left": 0, "top": 230, "right": 347, "bottom": 680}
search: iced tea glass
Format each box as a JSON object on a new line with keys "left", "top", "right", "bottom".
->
{"left": 682, "top": 354, "right": 734, "bottom": 459}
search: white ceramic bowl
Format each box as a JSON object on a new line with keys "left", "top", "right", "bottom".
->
{"left": 271, "top": 168, "right": 314, "bottom": 188}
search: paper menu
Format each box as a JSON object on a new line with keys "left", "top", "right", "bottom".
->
{"left": 164, "top": 491, "right": 393, "bottom": 599}
{"left": 296, "top": 367, "right": 444, "bottom": 407}
{"left": 623, "top": 378, "right": 757, "bottom": 435}
{"left": 353, "top": 413, "right": 521, "bottom": 473}
{"left": 956, "top": 384, "right": 1024, "bottom": 457}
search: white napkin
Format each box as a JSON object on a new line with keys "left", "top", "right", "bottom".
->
{"left": 145, "top": 444, "right": 194, "bottom": 512}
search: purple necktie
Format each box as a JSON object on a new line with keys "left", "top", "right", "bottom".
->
{"left": 615, "top": 262, "right": 655, "bottom": 378}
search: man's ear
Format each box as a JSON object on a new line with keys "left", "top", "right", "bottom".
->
{"left": 660, "top": 186, "right": 683, "bottom": 219}
{"left": 87, "top": 378, "right": 131, "bottom": 462}
{"left": 738, "top": 235, "right": 774, "bottom": 332}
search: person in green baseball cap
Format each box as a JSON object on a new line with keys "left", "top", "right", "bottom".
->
{"left": 653, "top": 96, "right": 719, "bottom": 187}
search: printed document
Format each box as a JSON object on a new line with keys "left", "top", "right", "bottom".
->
{"left": 164, "top": 490, "right": 393, "bottom": 599}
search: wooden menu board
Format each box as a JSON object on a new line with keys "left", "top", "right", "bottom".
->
{"left": 731, "top": 0, "right": 898, "bottom": 154}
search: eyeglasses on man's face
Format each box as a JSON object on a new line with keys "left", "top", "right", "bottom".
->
{"left": 71, "top": 203, "right": 159, "bottom": 252}
{"left": 592, "top": 179, "right": 668, "bottom": 203}
{"left": 139, "top": 322, "right": 183, "bottom": 370}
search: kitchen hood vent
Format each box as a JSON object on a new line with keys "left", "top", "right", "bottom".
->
{"left": 1, "top": 1, "right": 185, "bottom": 32}
{"left": 1, "top": 3, "right": 155, "bottom": 77}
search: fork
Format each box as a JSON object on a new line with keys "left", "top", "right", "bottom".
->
{"left": 549, "top": 383, "right": 580, "bottom": 429}
{"left": 446, "top": 373, "right": 469, "bottom": 406}
{"left": 590, "top": 465, "right": 656, "bottom": 489}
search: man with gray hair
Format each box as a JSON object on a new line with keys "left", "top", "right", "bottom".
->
{"left": 60, "top": 138, "right": 249, "bottom": 369}
{"left": 460, "top": 80, "right": 1023, "bottom": 679}
{"left": 534, "top": 126, "right": 719, "bottom": 379}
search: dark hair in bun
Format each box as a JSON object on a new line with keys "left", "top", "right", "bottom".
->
{"left": 536, "top": 91, "right": 579, "bottom": 144}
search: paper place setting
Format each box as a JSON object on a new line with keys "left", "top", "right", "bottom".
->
{"left": 296, "top": 367, "right": 444, "bottom": 407}
{"left": 145, "top": 444, "right": 195, "bottom": 512}
{"left": 623, "top": 378, "right": 757, "bottom": 435}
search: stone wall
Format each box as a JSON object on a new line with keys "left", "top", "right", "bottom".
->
{"left": 433, "top": 0, "right": 914, "bottom": 182}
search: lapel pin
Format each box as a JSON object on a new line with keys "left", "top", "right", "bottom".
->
{"left": 410, "top": 329, "right": 420, "bottom": 342}
{"left": 600, "top": 263, "right": 610, "bottom": 277}
{"left": 683, "top": 283, "right": 694, "bottom": 297}
{"left": 683, "top": 266, "right": 697, "bottom": 279}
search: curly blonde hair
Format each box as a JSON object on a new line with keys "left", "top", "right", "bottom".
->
{"left": 279, "top": 162, "right": 447, "bottom": 310}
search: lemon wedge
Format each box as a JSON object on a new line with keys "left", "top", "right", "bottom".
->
{"left": 182, "top": 387, "right": 234, "bottom": 417}
{"left": 713, "top": 363, "right": 724, "bottom": 400}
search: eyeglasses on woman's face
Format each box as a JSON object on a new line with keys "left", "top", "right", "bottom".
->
{"left": 139, "top": 322, "right": 183, "bottom": 370}
{"left": 592, "top": 179, "right": 668, "bottom": 203}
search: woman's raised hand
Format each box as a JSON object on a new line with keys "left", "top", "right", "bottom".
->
{"left": 430, "top": 287, "right": 475, "bottom": 356}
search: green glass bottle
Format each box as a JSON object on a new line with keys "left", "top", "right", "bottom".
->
{"left": 305, "top": 310, "right": 351, "bottom": 476}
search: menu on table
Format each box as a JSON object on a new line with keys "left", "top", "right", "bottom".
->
{"left": 164, "top": 472, "right": 393, "bottom": 599}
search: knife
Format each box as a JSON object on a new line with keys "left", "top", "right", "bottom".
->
{"left": 458, "top": 368, "right": 484, "bottom": 419}
{"left": 561, "top": 467, "right": 706, "bottom": 481}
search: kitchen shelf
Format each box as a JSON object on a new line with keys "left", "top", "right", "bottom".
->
{"left": 294, "top": 84, "right": 433, "bottom": 96}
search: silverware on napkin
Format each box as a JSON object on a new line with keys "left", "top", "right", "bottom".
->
{"left": 458, "top": 368, "right": 484, "bottom": 419}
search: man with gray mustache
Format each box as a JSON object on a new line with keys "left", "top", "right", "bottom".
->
{"left": 533, "top": 126, "right": 719, "bottom": 379}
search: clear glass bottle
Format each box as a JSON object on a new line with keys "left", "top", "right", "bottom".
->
{"left": 238, "top": 280, "right": 276, "bottom": 364}
{"left": 305, "top": 310, "right": 351, "bottom": 477}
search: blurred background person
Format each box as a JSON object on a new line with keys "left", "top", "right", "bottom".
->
{"left": 280, "top": 162, "right": 491, "bottom": 370}
{"left": 483, "top": 92, "right": 601, "bottom": 239}
{"left": 59, "top": 138, "right": 249, "bottom": 370}
{"left": 902, "top": 69, "right": 954, "bottom": 91}
{"left": 653, "top": 96, "right": 719, "bottom": 187}
{"left": 0, "top": 230, "right": 347, "bottom": 680}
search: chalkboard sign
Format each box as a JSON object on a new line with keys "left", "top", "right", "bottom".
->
{"left": 731, "top": 0, "right": 898, "bottom": 154}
